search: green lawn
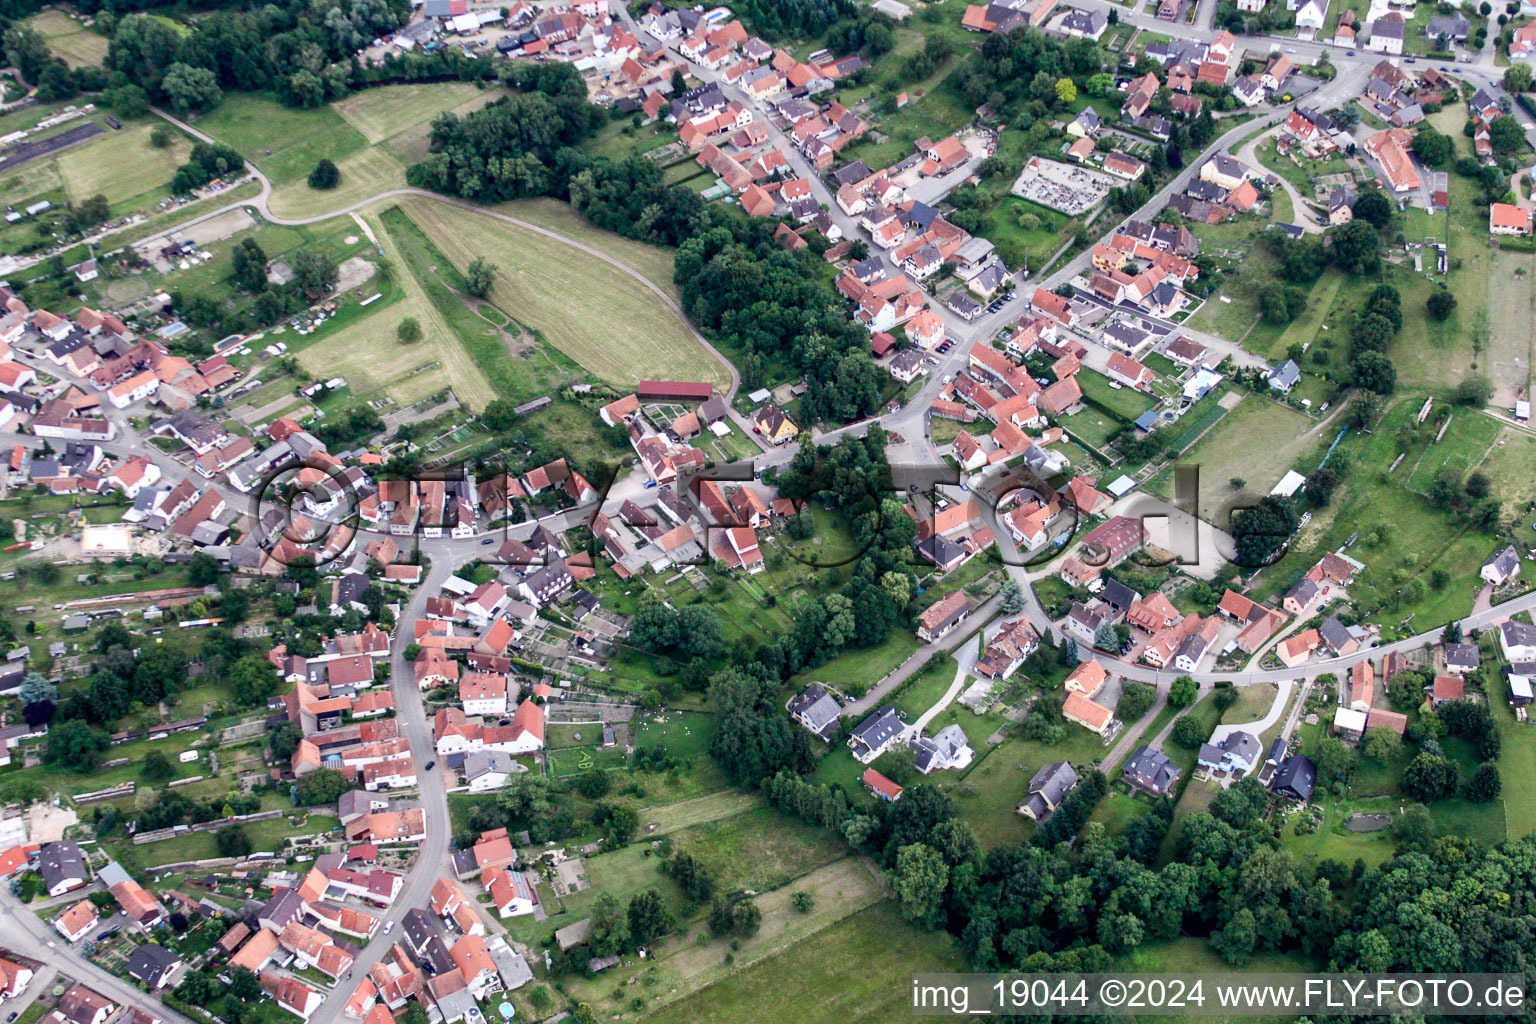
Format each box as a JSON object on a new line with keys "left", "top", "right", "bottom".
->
{"left": 1148, "top": 394, "right": 1317, "bottom": 512}
{"left": 1077, "top": 367, "right": 1158, "bottom": 422}
{"left": 192, "top": 94, "right": 369, "bottom": 188}
{"left": 1246, "top": 395, "right": 1505, "bottom": 634}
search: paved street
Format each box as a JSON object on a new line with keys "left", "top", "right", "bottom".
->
{"left": 0, "top": 892, "right": 196, "bottom": 1024}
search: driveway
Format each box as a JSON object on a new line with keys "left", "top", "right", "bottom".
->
{"left": 1211, "top": 679, "right": 1294, "bottom": 745}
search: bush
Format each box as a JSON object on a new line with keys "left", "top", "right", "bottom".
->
{"left": 1171, "top": 714, "right": 1205, "bottom": 749}
{"left": 308, "top": 158, "right": 340, "bottom": 190}
{"left": 1426, "top": 289, "right": 1457, "bottom": 321}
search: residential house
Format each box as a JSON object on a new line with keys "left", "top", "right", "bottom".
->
{"left": 788, "top": 683, "right": 842, "bottom": 741}
{"left": 909, "top": 724, "right": 973, "bottom": 773}
{"left": 1122, "top": 744, "right": 1181, "bottom": 795}
{"left": 1270, "top": 755, "right": 1317, "bottom": 801}
{"left": 1062, "top": 691, "right": 1114, "bottom": 737}
{"left": 1482, "top": 545, "right": 1522, "bottom": 585}
{"left": 1017, "top": 761, "right": 1079, "bottom": 820}
{"left": 1491, "top": 203, "right": 1533, "bottom": 236}
{"left": 848, "top": 706, "right": 904, "bottom": 763}
{"left": 1430, "top": 675, "right": 1465, "bottom": 708}
{"left": 1500, "top": 619, "right": 1536, "bottom": 661}
{"left": 1443, "top": 642, "right": 1480, "bottom": 675}
{"left": 862, "top": 768, "right": 903, "bottom": 801}
{"left": 916, "top": 590, "right": 971, "bottom": 642}
{"left": 1197, "top": 730, "right": 1260, "bottom": 774}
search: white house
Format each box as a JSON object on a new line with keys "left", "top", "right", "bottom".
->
{"left": 1500, "top": 620, "right": 1536, "bottom": 662}
{"left": 1482, "top": 545, "right": 1522, "bottom": 586}
{"left": 459, "top": 673, "right": 511, "bottom": 717}
{"left": 465, "top": 750, "right": 520, "bottom": 792}
{"left": 483, "top": 867, "right": 538, "bottom": 917}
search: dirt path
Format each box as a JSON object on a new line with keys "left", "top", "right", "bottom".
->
{"left": 1237, "top": 126, "right": 1323, "bottom": 233}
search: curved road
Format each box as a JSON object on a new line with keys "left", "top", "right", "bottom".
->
{"left": 145, "top": 108, "right": 763, "bottom": 444}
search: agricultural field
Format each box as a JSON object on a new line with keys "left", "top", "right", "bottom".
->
{"left": 332, "top": 82, "right": 492, "bottom": 144}
{"left": 267, "top": 147, "right": 406, "bottom": 220}
{"left": 27, "top": 10, "right": 108, "bottom": 68}
{"left": 488, "top": 198, "right": 682, "bottom": 303}
{"left": 194, "top": 84, "right": 509, "bottom": 218}
{"left": 398, "top": 196, "right": 731, "bottom": 391}
{"left": 194, "top": 95, "right": 370, "bottom": 190}
{"left": 381, "top": 205, "right": 586, "bottom": 405}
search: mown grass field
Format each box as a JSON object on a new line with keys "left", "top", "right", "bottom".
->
{"left": 1208, "top": 392, "right": 1510, "bottom": 633}
{"left": 667, "top": 805, "right": 849, "bottom": 893}
{"left": 566, "top": 857, "right": 888, "bottom": 1024}
{"left": 194, "top": 94, "right": 369, "bottom": 188}
{"left": 56, "top": 122, "right": 192, "bottom": 207}
{"left": 1148, "top": 394, "right": 1321, "bottom": 512}
{"left": 332, "top": 82, "right": 490, "bottom": 144}
{"left": 267, "top": 146, "right": 406, "bottom": 220}
{"left": 27, "top": 10, "right": 108, "bottom": 68}
{"left": 399, "top": 196, "right": 730, "bottom": 390}
{"left": 644, "top": 901, "right": 965, "bottom": 1024}
{"left": 489, "top": 198, "right": 682, "bottom": 303}
{"left": 293, "top": 205, "right": 497, "bottom": 409}
{"left": 381, "top": 203, "right": 585, "bottom": 405}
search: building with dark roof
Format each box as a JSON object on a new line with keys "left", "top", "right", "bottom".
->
{"left": 1122, "top": 745, "right": 1180, "bottom": 796}
{"left": 847, "top": 706, "right": 904, "bottom": 764}
{"left": 787, "top": 683, "right": 842, "bottom": 741}
{"left": 1270, "top": 754, "right": 1316, "bottom": 801}
{"left": 126, "top": 943, "right": 182, "bottom": 989}
{"left": 1017, "top": 761, "right": 1079, "bottom": 820}
{"left": 37, "top": 841, "right": 87, "bottom": 897}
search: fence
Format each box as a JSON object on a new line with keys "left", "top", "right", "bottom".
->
{"left": 131, "top": 808, "right": 287, "bottom": 845}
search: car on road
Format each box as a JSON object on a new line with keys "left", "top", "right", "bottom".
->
{"left": 942, "top": 374, "right": 954, "bottom": 384}
{"left": 10, "top": 1011, "right": 20, "bottom": 1021}
{"left": 1286, "top": 47, "right": 1296, "bottom": 53}
{"left": 1347, "top": 49, "right": 1356, "bottom": 55}
{"left": 384, "top": 921, "right": 395, "bottom": 935}
{"left": 1405, "top": 57, "right": 1417, "bottom": 63}
{"left": 424, "top": 761, "right": 435, "bottom": 770}
{"left": 480, "top": 537, "right": 494, "bottom": 545}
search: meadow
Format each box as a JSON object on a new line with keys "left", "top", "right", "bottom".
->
{"left": 291, "top": 205, "right": 497, "bottom": 410}
{"left": 27, "top": 10, "right": 108, "bottom": 68}
{"left": 398, "top": 196, "right": 730, "bottom": 391}
{"left": 644, "top": 902, "right": 966, "bottom": 1024}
